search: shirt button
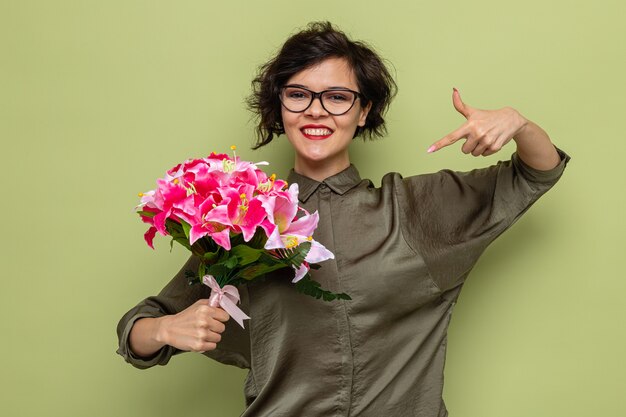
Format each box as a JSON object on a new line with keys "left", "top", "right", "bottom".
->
{"left": 319, "top": 183, "right": 330, "bottom": 196}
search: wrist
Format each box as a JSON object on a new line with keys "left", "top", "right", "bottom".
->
{"left": 154, "top": 315, "right": 171, "bottom": 346}
{"left": 512, "top": 109, "right": 530, "bottom": 142}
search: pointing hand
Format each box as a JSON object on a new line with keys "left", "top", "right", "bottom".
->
{"left": 427, "top": 88, "right": 527, "bottom": 157}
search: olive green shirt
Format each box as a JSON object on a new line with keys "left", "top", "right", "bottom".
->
{"left": 117, "top": 149, "right": 569, "bottom": 417}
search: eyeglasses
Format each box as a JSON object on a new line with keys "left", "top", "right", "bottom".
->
{"left": 279, "top": 85, "right": 362, "bottom": 116}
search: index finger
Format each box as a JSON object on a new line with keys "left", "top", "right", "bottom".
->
{"left": 212, "top": 307, "right": 231, "bottom": 323}
{"left": 427, "top": 124, "right": 469, "bottom": 153}
{"left": 195, "top": 299, "right": 231, "bottom": 322}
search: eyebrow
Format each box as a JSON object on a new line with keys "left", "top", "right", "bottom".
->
{"left": 284, "top": 84, "right": 354, "bottom": 90}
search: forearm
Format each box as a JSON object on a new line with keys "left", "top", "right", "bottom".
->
{"left": 513, "top": 119, "right": 561, "bottom": 170}
{"left": 128, "top": 316, "right": 169, "bottom": 358}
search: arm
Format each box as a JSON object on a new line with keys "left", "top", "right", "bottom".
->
{"left": 427, "top": 88, "right": 562, "bottom": 170}
{"left": 397, "top": 150, "right": 569, "bottom": 292}
{"left": 117, "top": 256, "right": 250, "bottom": 369}
{"left": 512, "top": 119, "right": 561, "bottom": 170}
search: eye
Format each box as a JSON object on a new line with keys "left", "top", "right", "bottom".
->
{"left": 284, "top": 88, "right": 310, "bottom": 100}
{"left": 324, "top": 91, "right": 352, "bottom": 102}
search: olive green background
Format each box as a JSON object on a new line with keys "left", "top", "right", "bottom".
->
{"left": 1, "top": 0, "right": 624, "bottom": 416}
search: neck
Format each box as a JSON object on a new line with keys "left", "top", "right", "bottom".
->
{"left": 293, "top": 157, "right": 350, "bottom": 182}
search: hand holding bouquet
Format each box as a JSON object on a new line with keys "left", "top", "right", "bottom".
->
{"left": 137, "top": 147, "right": 350, "bottom": 328}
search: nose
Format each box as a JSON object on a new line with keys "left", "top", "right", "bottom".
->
{"left": 304, "top": 96, "right": 328, "bottom": 118}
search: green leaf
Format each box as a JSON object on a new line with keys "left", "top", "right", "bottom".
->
{"left": 198, "top": 262, "right": 206, "bottom": 279}
{"left": 294, "top": 275, "right": 352, "bottom": 302}
{"left": 230, "top": 245, "right": 263, "bottom": 266}
{"left": 163, "top": 219, "right": 192, "bottom": 251}
{"left": 172, "top": 236, "right": 191, "bottom": 250}
{"left": 205, "top": 264, "right": 230, "bottom": 280}
{"left": 274, "top": 242, "right": 311, "bottom": 268}
{"left": 180, "top": 219, "right": 192, "bottom": 239}
{"left": 165, "top": 219, "right": 183, "bottom": 235}
{"left": 223, "top": 255, "right": 239, "bottom": 269}
{"left": 248, "top": 229, "right": 269, "bottom": 249}
{"left": 137, "top": 210, "right": 156, "bottom": 218}
{"left": 257, "top": 252, "right": 282, "bottom": 265}
{"left": 203, "top": 250, "right": 220, "bottom": 263}
{"left": 237, "top": 263, "right": 289, "bottom": 280}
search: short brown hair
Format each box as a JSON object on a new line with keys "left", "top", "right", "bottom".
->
{"left": 247, "top": 21, "right": 397, "bottom": 149}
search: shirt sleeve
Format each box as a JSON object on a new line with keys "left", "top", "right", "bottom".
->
{"left": 394, "top": 148, "right": 570, "bottom": 292}
{"left": 116, "top": 255, "right": 251, "bottom": 370}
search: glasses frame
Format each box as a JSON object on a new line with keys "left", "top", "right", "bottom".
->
{"left": 279, "top": 85, "right": 362, "bottom": 116}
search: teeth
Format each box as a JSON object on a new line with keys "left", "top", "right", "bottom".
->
{"left": 303, "top": 128, "right": 332, "bottom": 136}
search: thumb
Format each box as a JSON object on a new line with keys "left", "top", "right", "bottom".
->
{"left": 452, "top": 87, "right": 472, "bottom": 118}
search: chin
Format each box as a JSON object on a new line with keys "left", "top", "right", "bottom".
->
{"left": 301, "top": 151, "right": 331, "bottom": 164}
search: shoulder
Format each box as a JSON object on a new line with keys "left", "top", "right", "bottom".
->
{"left": 376, "top": 170, "right": 458, "bottom": 197}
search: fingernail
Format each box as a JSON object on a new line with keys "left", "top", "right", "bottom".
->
{"left": 453, "top": 87, "right": 458, "bottom": 94}
{"left": 427, "top": 145, "right": 436, "bottom": 153}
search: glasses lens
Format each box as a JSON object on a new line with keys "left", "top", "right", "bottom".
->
{"left": 321, "top": 90, "right": 356, "bottom": 115}
{"left": 281, "top": 87, "right": 312, "bottom": 112}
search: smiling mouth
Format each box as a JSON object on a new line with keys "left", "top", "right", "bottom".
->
{"left": 301, "top": 127, "right": 334, "bottom": 140}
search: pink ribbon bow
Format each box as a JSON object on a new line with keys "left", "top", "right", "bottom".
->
{"left": 202, "top": 275, "right": 250, "bottom": 328}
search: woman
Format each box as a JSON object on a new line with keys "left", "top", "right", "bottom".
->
{"left": 117, "top": 22, "right": 569, "bottom": 416}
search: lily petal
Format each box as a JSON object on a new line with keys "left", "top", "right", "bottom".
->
{"left": 304, "top": 239, "right": 335, "bottom": 263}
{"left": 264, "top": 226, "right": 285, "bottom": 250}
{"left": 287, "top": 211, "right": 319, "bottom": 237}
{"left": 189, "top": 224, "right": 209, "bottom": 245}
{"left": 144, "top": 226, "right": 158, "bottom": 249}
{"left": 292, "top": 263, "right": 309, "bottom": 283}
{"left": 238, "top": 199, "right": 267, "bottom": 242}
{"left": 210, "top": 228, "right": 232, "bottom": 250}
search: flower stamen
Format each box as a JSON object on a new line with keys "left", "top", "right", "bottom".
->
{"left": 284, "top": 235, "right": 299, "bottom": 249}
{"left": 257, "top": 174, "right": 277, "bottom": 193}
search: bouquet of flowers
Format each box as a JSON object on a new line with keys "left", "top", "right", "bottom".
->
{"left": 136, "top": 147, "right": 350, "bottom": 328}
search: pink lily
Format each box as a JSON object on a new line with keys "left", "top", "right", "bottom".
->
{"left": 152, "top": 178, "right": 189, "bottom": 235}
{"left": 262, "top": 184, "right": 334, "bottom": 282}
{"left": 221, "top": 189, "right": 268, "bottom": 242}
{"left": 187, "top": 197, "right": 233, "bottom": 249}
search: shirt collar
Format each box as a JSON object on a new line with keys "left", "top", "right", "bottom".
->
{"left": 287, "top": 164, "right": 362, "bottom": 203}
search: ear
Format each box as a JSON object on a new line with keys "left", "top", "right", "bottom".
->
{"left": 357, "top": 101, "right": 372, "bottom": 127}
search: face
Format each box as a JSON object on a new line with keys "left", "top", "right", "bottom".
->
{"left": 280, "top": 57, "right": 371, "bottom": 177}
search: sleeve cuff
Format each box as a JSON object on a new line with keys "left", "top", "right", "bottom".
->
{"left": 116, "top": 311, "right": 178, "bottom": 370}
{"left": 512, "top": 146, "right": 570, "bottom": 184}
